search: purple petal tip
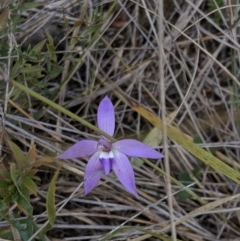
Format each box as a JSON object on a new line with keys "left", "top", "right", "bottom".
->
{"left": 58, "top": 140, "right": 98, "bottom": 159}
{"left": 97, "top": 96, "right": 115, "bottom": 136}
{"left": 112, "top": 150, "right": 139, "bottom": 198}
{"left": 113, "top": 139, "right": 164, "bottom": 159}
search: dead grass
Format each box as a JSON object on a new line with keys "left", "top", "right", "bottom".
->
{"left": 1, "top": 0, "right": 240, "bottom": 240}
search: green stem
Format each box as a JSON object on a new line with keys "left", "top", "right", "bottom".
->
{"left": 11, "top": 80, "right": 114, "bottom": 141}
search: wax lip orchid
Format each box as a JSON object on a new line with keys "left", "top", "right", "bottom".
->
{"left": 58, "top": 96, "right": 164, "bottom": 198}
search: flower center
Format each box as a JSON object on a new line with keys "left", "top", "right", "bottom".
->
{"left": 97, "top": 137, "right": 114, "bottom": 174}
{"left": 98, "top": 137, "right": 111, "bottom": 152}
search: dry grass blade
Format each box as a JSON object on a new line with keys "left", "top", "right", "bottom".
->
{"left": 1, "top": 0, "right": 240, "bottom": 240}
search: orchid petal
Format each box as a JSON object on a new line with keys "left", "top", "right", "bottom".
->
{"left": 112, "top": 139, "right": 164, "bottom": 159}
{"left": 112, "top": 150, "right": 138, "bottom": 198}
{"left": 58, "top": 140, "right": 98, "bottom": 159}
{"left": 84, "top": 151, "right": 103, "bottom": 195}
{"left": 99, "top": 151, "right": 114, "bottom": 175}
{"left": 97, "top": 96, "right": 115, "bottom": 136}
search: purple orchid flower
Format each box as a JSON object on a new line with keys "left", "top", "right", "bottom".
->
{"left": 58, "top": 96, "right": 164, "bottom": 198}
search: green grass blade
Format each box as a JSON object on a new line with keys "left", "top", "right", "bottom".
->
{"left": 12, "top": 80, "right": 113, "bottom": 141}
{"left": 47, "top": 168, "right": 59, "bottom": 226}
{"left": 129, "top": 101, "right": 240, "bottom": 184}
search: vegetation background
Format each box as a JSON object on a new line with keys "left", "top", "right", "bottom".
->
{"left": 0, "top": 0, "right": 240, "bottom": 240}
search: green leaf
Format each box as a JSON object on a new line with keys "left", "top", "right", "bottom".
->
{"left": 25, "top": 216, "right": 45, "bottom": 241}
{"left": 21, "top": 2, "right": 43, "bottom": 10}
{"left": 0, "top": 180, "right": 9, "bottom": 189}
{"left": 47, "top": 169, "right": 59, "bottom": 226}
{"left": 47, "top": 66, "right": 63, "bottom": 79}
{"left": 3, "top": 196, "right": 11, "bottom": 204}
{"left": 46, "top": 32, "right": 54, "bottom": 46}
{"left": 3, "top": 215, "right": 35, "bottom": 241}
{"left": 22, "top": 176, "right": 37, "bottom": 195}
{"left": 11, "top": 61, "right": 21, "bottom": 78}
{"left": 0, "top": 8, "right": 9, "bottom": 32}
{"left": 31, "top": 175, "right": 41, "bottom": 181}
{"left": 8, "top": 141, "right": 26, "bottom": 168}
{"left": 30, "top": 39, "right": 47, "bottom": 55}
{"left": 25, "top": 145, "right": 37, "bottom": 164}
{"left": 9, "top": 163, "right": 19, "bottom": 187}
{"left": 4, "top": 217, "right": 23, "bottom": 231}
{"left": 21, "top": 216, "right": 34, "bottom": 241}
{"left": 20, "top": 65, "right": 45, "bottom": 74}
{"left": 16, "top": 194, "right": 32, "bottom": 214}
{"left": 10, "top": 164, "right": 33, "bottom": 214}
{"left": 47, "top": 44, "right": 55, "bottom": 52}
{"left": 0, "top": 229, "right": 13, "bottom": 240}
